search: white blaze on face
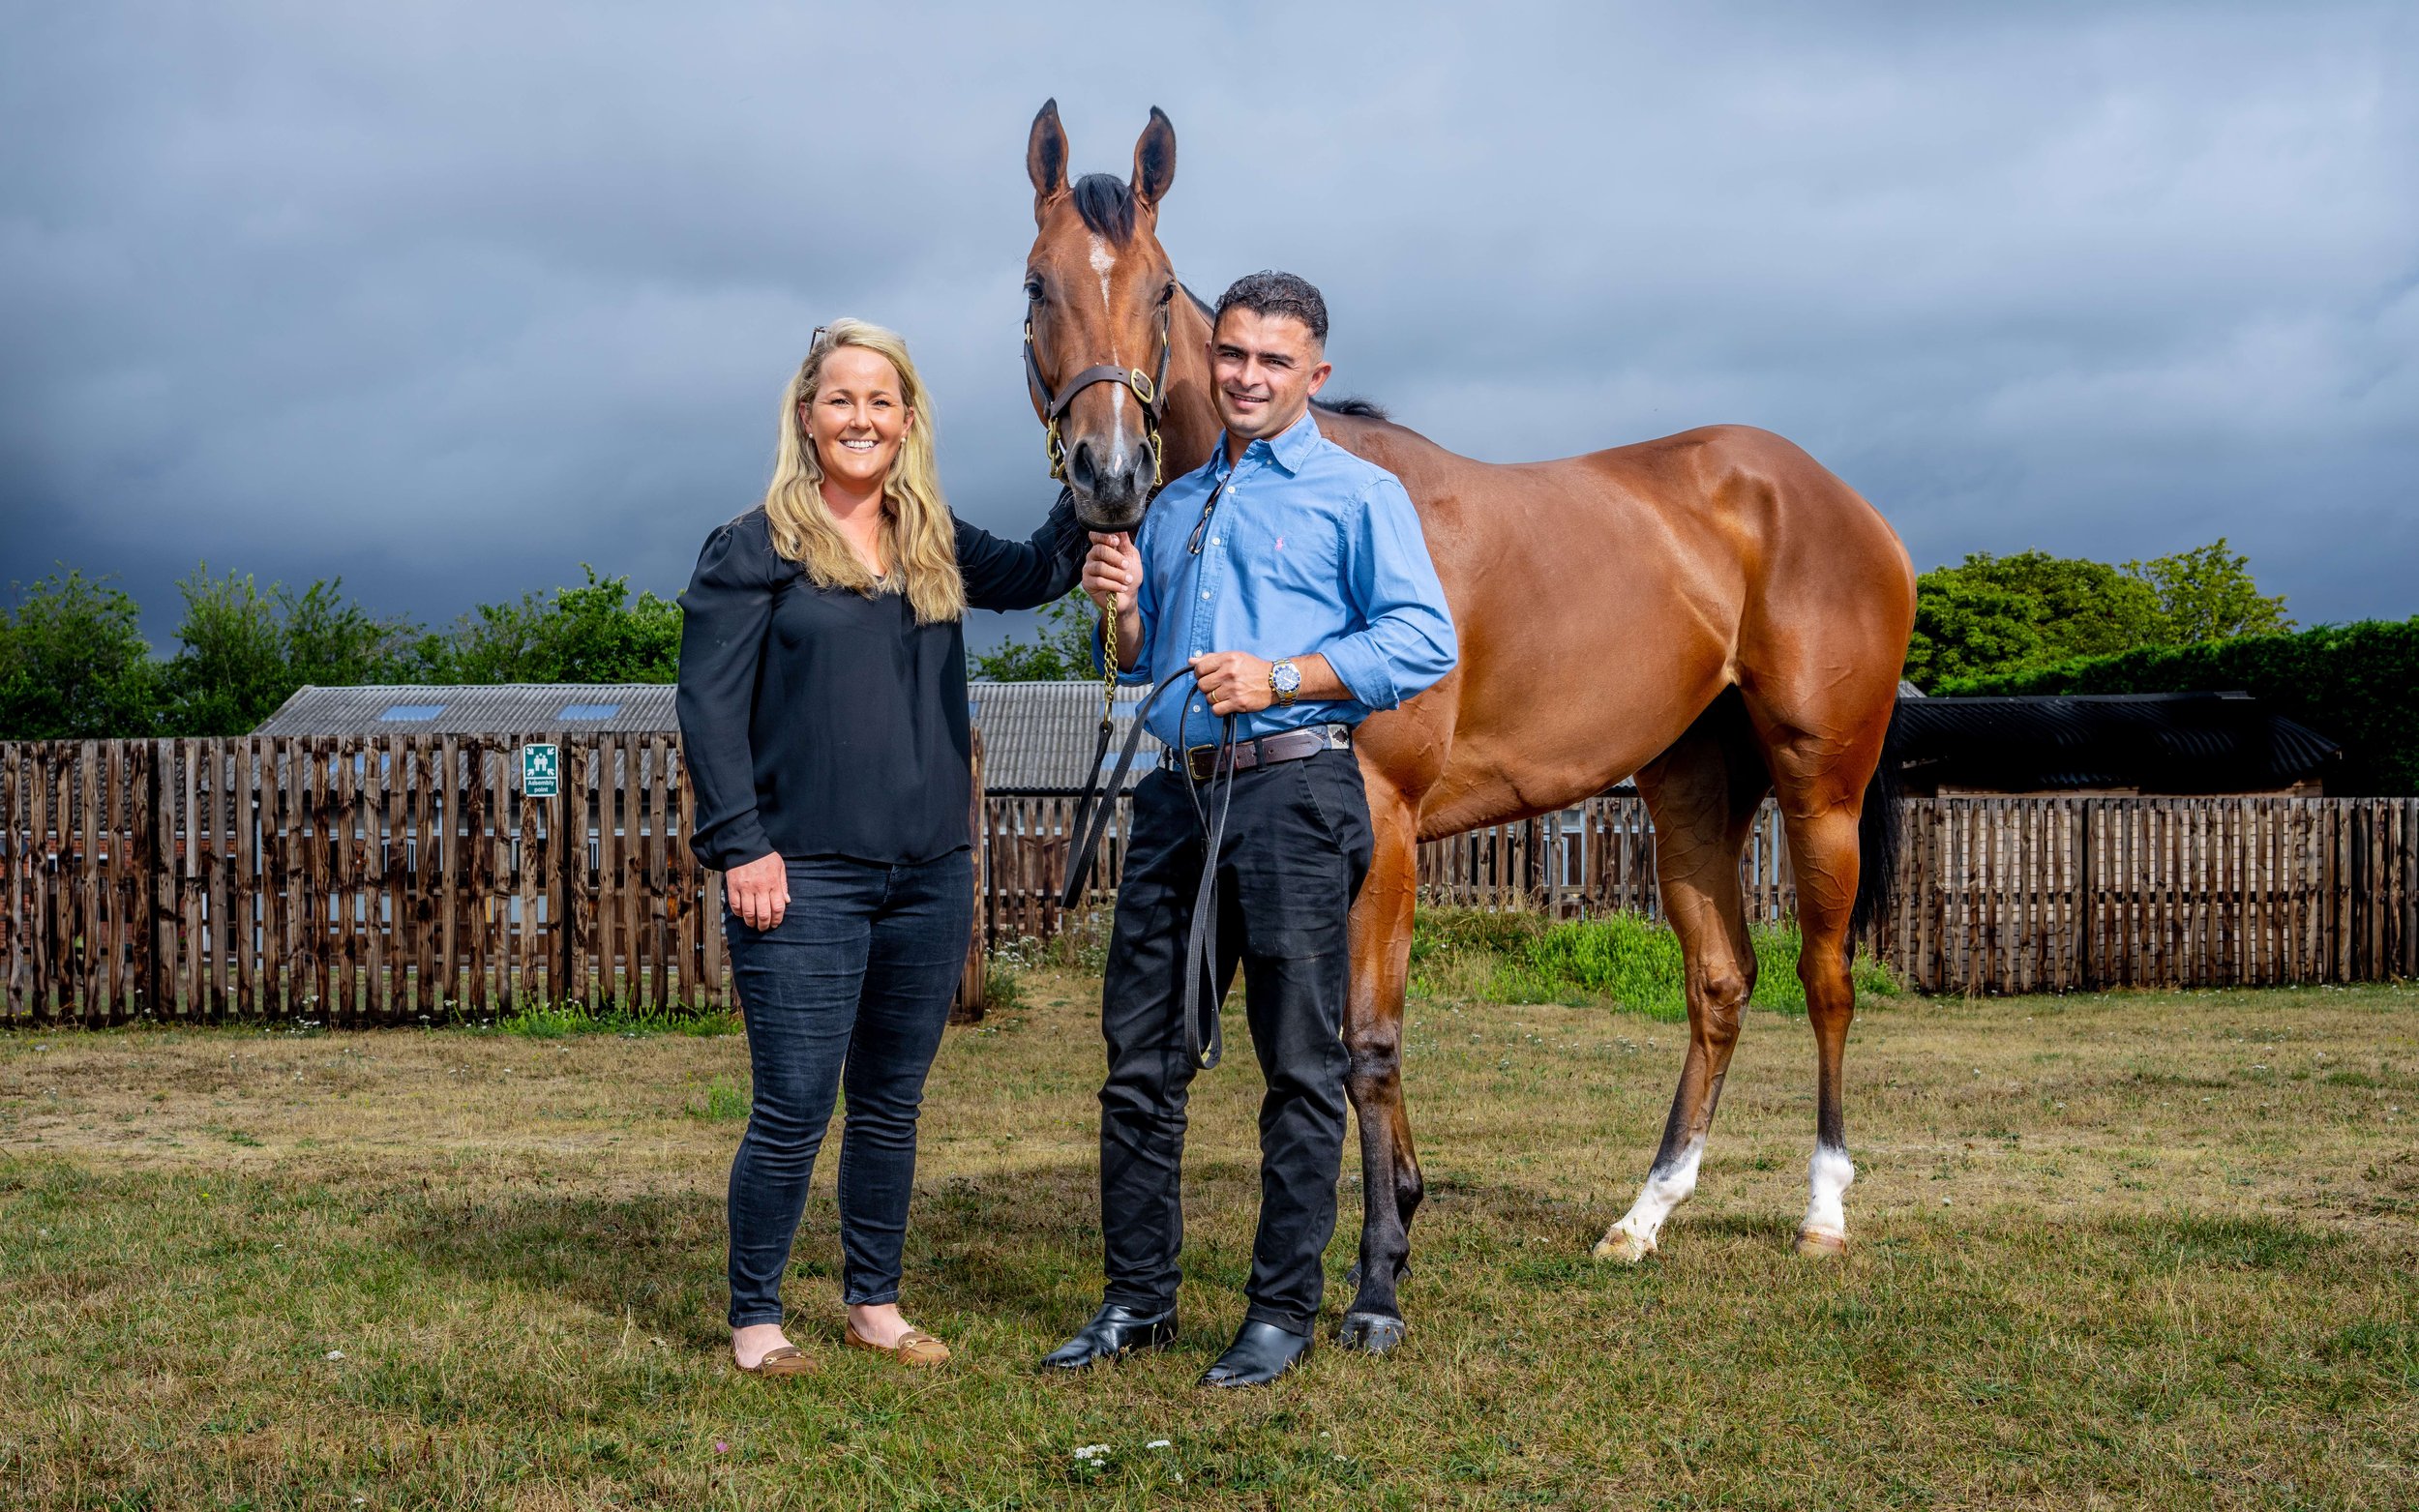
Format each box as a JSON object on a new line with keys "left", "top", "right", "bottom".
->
{"left": 1803, "top": 1145, "right": 1855, "bottom": 1240}
{"left": 1611, "top": 1137, "right": 1704, "bottom": 1250}
{"left": 1086, "top": 235, "right": 1128, "bottom": 435}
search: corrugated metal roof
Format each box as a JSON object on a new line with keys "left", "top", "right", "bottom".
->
{"left": 1891, "top": 691, "right": 2341, "bottom": 793}
{"left": 969, "top": 680, "right": 1167, "bottom": 792}
{"left": 254, "top": 684, "right": 676, "bottom": 736}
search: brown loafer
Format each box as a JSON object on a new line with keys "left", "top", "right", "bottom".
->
{"left": 734, "top": 1344, "right": 815, "bottom": 1378}
{"left": 845, "top": 1325, "right": 951, "bottom": 1367}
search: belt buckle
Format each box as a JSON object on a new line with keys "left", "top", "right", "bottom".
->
{"left": 1184, "top": 744, "right": 1219, "bottom": 783}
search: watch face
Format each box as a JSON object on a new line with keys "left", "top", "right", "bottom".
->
{"left": 1272, "top": 661, "right": 1302, "bottom": 694}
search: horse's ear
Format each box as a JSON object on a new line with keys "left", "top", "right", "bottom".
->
{"left": 1131, "top": 106, "right": 1176, "bottom": 210}
{"left": 1027, "top": 99, "right": 1068, "bottom": 222}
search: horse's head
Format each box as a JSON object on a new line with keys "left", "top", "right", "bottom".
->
{"left": 1023, "top": 100, "right": 1183, "bottom": 534}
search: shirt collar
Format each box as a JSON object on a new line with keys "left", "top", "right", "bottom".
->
{"left": 1210, "top": 410, "right": 1323, "bottom": 480}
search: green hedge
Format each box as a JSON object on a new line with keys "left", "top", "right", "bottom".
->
{"left": 1939, "top": 616, "right": 2419, "bottom": 795}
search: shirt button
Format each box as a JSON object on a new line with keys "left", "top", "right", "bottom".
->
{"left": 1210, "top": 537, "right": 1220, "bottom": 547}
{"left": 1201, "top": 590, "right": 1211, "bottom": 600}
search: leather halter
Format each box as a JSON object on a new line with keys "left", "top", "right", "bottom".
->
{"left": 1023, "top": 296, "right": 1175, "bottom": 494}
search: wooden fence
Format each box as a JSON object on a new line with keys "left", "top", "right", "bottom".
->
{"left": 983, "top": 792, "right": 2419, "bottom": 994}
{"left": 9, "top": 735, "right": 2413, "bottom": 1024}
{"left": 3, "top": 737, "right": 986, "bottom": 1027}
{"left": 1886, "top": 797, "right": 2417, "bottom": 994}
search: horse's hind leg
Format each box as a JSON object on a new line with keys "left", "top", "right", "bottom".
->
{"left": 1337, "top": 778, "right": 1421, "bottom": 1352}
{"left": 1740, "top": 689, "right": 1892, "bottom": 1259}
{"left": 1596, "top": 697, "right": 1770, "bottom": 1263}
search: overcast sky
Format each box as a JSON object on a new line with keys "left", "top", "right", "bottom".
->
{"left": 4, "top": 1, "right": 2412, "bottom": 653}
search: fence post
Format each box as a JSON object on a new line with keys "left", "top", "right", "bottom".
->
{"left": 558, "top": 738, "right": 579, "bottom": 1010}
{"left": 952, "top": 729, "right": 987, "bottom": 1025}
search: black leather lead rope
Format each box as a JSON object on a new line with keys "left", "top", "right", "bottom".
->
{"left": 1058, "top": 668, "right": 1185, "bottom": 911}
{"left": 1055, "top": 667, "right": 1237, "bottom": 1071}
{"left": 1178, "top": 716, "right": 1238, "bottom": 1070}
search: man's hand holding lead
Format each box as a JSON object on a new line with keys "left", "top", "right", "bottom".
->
{"left": 1083, "top": 532, "right": 1140, "bottom": 614}
{"left": 1189, "top": 651, "right": 1275, "bottom": 716}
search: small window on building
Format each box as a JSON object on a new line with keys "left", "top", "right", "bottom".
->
{"left": 378, "top": 702, "right": 447, "bottom": 722}
{"left": 556, "top": 701, "right": 621, "bottom": 721}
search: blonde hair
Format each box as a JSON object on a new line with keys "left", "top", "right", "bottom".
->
{"left": 762, "top": 318, "right": 965, "bottom": 623}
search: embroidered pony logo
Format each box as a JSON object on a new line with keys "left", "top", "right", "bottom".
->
{"left": 1273, "top": 535, "right": 1286, "bottom": 551}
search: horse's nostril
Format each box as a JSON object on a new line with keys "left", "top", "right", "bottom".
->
{"left": 1068, "top": 440, "right": 1098, "bottom": 491}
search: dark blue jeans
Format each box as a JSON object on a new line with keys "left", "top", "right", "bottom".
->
{"left": 724, "top": 850, "right": 973, "bottom": 1329}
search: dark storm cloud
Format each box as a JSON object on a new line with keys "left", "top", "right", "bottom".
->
{"left": 3, "top": 1, "right": 2412, "bottom": 648}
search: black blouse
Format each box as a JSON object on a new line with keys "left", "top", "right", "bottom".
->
{"left": 676, "top": 494, "right": 1084, "bottom": 870}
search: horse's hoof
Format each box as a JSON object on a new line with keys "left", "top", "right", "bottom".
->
{"left": 1792, "top": 1228, "right": 1849, "bottom": 1260}
{"left": 1337, "top": 1312, "right": 1408, "bottom": 1354}
{"left": 1592, "top": 1228, "right": 1656, "bottom": 1264}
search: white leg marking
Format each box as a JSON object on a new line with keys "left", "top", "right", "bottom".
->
{"left": 1802, "top": 1144, "right": 1854, "bottom": 1241}
{"left": 1609, "top": 1138, "right": 1704, "bottom": 1253}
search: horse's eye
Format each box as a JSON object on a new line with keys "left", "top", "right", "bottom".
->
{"left": 1158, "top": 282, "right": 1176, "bottom": 305}
{"left": 1024, "top": 278, "right": 1045, "bottom": 302}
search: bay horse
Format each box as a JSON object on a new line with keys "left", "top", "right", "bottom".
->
{"left": 1018, "top": 102, "right": 1916, "bottom": 1351}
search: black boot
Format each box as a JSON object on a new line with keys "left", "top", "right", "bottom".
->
{"left": 1040, "top": 1303, "right": 1179, "bottom": 1371}
{"left": 1198, "top": 1319, "right": 1311, "bottom": 1388}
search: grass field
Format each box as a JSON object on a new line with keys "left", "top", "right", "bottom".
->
{"left": 3, "top": 938, "right": 2415, "bottom": 1508}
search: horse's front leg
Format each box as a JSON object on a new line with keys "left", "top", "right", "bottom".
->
{"left": 1338, "top": 788, "right": 1421, "bottom": 1353}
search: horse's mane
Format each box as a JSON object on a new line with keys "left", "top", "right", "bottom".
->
{"left": 1176, "top": 282, "right": 1389, "bottom": 422}
{"left": 1071, "top": 174, "right": 1139, "bottom": 244}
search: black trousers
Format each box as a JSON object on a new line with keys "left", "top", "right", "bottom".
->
{"left": 1097, "top": 748, "right": 1373, "bottom": 1336}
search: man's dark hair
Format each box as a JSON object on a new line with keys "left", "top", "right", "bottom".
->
{"left": 1213, "top": 271, "right": 1329, "bottom": 346}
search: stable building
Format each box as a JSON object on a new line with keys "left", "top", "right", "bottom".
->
{"left": 1888, "top": 690, "right": 2341, "bottom": 797}
{"left": 965, "top": 680, "right": 1165, "bottom": 794}
{"left": 254, "top": 684, "right": 676, "bottom": 737}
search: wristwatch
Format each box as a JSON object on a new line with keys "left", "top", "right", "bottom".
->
{"left": 1269, "top": 658, "right": 1303, "bottom": 707}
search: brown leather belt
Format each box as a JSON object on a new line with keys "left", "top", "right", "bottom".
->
{"left": 1165, "top": 724, "right": 1352, "bottom": 783}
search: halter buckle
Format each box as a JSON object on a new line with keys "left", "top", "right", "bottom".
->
{"left": 1128, "top": 368, "right": 1154, "bottom": 404}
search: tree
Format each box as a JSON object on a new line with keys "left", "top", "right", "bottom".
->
{"left": 969, "top": 587, "right": 1106, "bottom": 681}
{"left": 2123, "top": 538, "right": 2294, "bottom": 644}
{"left": 1902, "top": 571, "right": 2047, "bottom": 691}
{"left": 160, "top": 566, "right": 424, "bottom": 735}
{"left": 439, "top": 566, "right": 681, "bottom": 683}
{"left": 0, "top": 568, "right": 163, "bottom": 738}
{"left": 1902, "top": 541, "right": 2292, "bottom": 692}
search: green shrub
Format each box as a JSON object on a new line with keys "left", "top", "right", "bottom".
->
{"left": 1503, "top": 913, "right": 1687, "bottom": 1017}
{"left": 1044, "top": 914, "right": 1115, "bottom": 975}
{"left": 1941, "top": 616, "right": 2419, "bottom": 795}
{"left": 492, "top": 1000, "right": 738, "bottom": 1037}
{"left": 983, "top": 960, "right": 1026, "bottom": 1014}
{"left": 1415, "top": 907, "right": 1901, "bottom": 1021}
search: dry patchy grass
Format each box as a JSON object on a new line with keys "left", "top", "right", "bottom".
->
{"left": 2, "top": 969, "right": 2414, "bottom": 1508}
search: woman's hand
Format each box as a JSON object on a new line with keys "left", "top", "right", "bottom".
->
{"left": 726, "top": 851, "right": 789, "bottom": 931}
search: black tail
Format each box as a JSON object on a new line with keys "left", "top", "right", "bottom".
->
{"left": 1847, "top": 700, "right": 1904, "bottom": 962}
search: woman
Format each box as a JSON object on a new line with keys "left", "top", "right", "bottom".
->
{"left": 677, "top": 319, "right": 1082, "bottom": 1376}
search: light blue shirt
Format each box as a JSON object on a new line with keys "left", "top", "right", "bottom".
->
{"left": 1099, "top": 412, "right": 1458, "bottom": 751}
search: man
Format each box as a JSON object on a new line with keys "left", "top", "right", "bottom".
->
{"left": 1041, "top": 271, "right": 1457, "bottom": 1387}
